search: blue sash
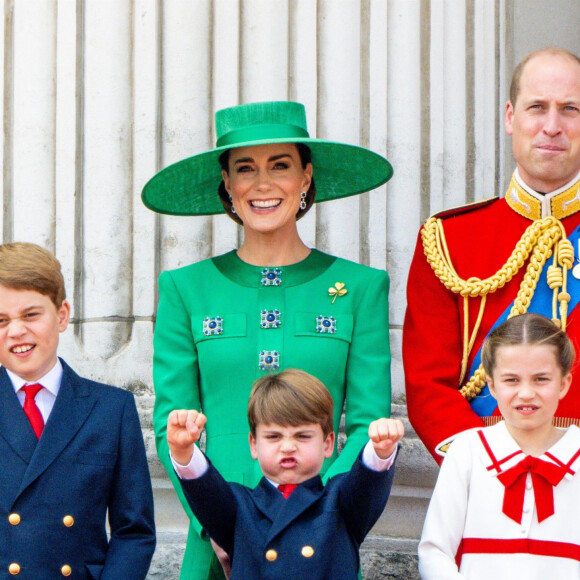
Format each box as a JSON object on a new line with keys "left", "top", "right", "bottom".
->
{"left": 469, "top": 224, "right": 580, "bottom": 416}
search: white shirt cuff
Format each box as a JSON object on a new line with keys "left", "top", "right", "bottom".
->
{"left": 170, "top": 445, "right": 209, "bottom": 480}
{"left": 362, "top": 440, "right": 397, "bottom": 471}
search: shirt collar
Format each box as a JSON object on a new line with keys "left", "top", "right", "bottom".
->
{"left": 506, "top": 168, "right": 580, "bottom": 220}
{"left": 480, "top": 422, "right": 580, "bottom": 481}
{"left": 7, "top": 358, "right": 63, "bottom": 398}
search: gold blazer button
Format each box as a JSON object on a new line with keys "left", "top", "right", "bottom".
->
{"left": 61, "top": 565, "right": 72, "bottom": 576}
{"left": 265, "top": 549, "right": 278, "bottom": 562}
{"left": 8, "top": 563, "right": 20, "bottom": 575}
{"left": 62, "top": 515, "right": 74, "bottom": 527}
{"left": 8, "top": 513, "right": 20, "bottom": 526}
{"left": 301, "top": 545, "right": 315, "bottom": 558}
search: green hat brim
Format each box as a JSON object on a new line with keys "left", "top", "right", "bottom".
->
{"left": 141, "top": 138, "right": 393, "bottom": 216}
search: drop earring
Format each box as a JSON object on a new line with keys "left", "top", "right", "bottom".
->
{"left": 229, "top": 195, "right": 236, "bottom": 214}
{"left": 300, "top": 191, "right": 307, "bottom": 211}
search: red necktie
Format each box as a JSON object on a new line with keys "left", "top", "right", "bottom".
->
{"left": 22, "top": 383, "right": 45, "bottom": 439}
{"left": 278, "top": 483, "right": 298, "bottom": 499}
{"left": 497, "top": 455, "right": 567, "bottom": 523}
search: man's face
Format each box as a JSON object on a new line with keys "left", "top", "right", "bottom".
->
{"left": 505, "top": 52, "right": 580, "bottom": 193}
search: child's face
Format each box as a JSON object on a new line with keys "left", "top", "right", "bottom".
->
{"left": 487, "top": 343, "right": 572, "bottom": 438}
{"left": 249, "top": 422, "right": 335, "bottom": 485}
{"left": 0, "top": 285, "right": 70, "bottom": 382}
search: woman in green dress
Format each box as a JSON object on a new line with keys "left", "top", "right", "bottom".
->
{"left": 142, "top": 101, "right": 394, "bottom": 579}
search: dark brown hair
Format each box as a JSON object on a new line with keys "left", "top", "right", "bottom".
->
{"left": 509, "top": 47, "right": 580, "bottom": 107}
{"left": 0, "top": 242, "right": 66, "bottom": 308}
{"left": 247, "top": 369, "right": 334, "bottom": 437}
{"left": 482, "top": 313, "right": 575, "bottom": 377}
{"left": 217, "top": 143, "right": 316, "bottom": 225}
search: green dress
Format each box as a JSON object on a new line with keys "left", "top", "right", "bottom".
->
{"left": 153, "top": 249, "right": 391, "bottom": 579}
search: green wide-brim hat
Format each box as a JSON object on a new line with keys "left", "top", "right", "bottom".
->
{"left": 141, "top": 101, "right": 394, "bottom": 216}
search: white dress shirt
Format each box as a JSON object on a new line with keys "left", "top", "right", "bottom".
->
{"left": 7, "top": 359, "right": 63, "bottom": 423}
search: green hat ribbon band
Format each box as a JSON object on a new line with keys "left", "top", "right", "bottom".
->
{"left": 216, "top": 124, "right": 310, "bottom": 148}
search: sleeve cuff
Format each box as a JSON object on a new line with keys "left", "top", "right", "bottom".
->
{"left": 362, "top": 440, "right": 397, "bottom": 472}
{"left": 170, "top": 445, "right": 209, "bottom": 479}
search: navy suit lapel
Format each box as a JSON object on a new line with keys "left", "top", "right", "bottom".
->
{"left": 16, "top": 360, "right": 97, "bottom": 497}
{"left": 253, "top": 476, "right": 324, "bottom": 541}
{"left": 0, "top": 368, "right": 38, "bottom": 462}
{"left": 251, "top": 478, "right": 286, "bottom": 522}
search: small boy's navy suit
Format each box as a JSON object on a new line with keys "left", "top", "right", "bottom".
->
{"left": 179, "top": 449, "right": 396, "bottom": 580}
{"left": 0, "top": 360, "right": 156, "bottom": 579}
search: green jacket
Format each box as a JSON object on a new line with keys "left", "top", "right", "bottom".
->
{"left": 153, "top": 249, "right": 391, "bottom": 578}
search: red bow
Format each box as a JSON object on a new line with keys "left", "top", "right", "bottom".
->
{"left": 497, "top": 455, "right": 567, "bottom": 523}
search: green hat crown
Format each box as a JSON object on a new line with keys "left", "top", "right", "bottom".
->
{"left": 141, "top": 100, "right": 393, "bottom": 217}
{"left": 215, "top": 102, "right": 310, "bottom": 148}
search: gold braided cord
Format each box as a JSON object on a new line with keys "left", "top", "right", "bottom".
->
{"left": 459, "top": 293, "right": 486, "bottom": 385}
{"left": 421, "top": 215, "right": 571, "bottom": 401}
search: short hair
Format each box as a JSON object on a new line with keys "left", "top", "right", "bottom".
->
{"left": 0, "top": 242, "right": 66, "bottom": 308}
{"left": 247, "top": 369, "right": 334, "bottom": 437}
{"left": 217, "top": 143, "right": 316, "bottom": 225}
{"left": 482, "top": 313, "right": 576, "bottom": 378}
{"left": 509, "top": 47, "right": 580, "bottom": 107}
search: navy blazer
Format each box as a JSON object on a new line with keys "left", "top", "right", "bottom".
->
{"left": 180, "top": 449, "right": 396, "bottom": 579}
{"left": 0, "top": 360, "right": 156, "bottom": 579}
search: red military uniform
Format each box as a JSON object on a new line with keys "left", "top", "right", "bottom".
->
{"left": 404, "top": 170, "right": 580, "bottom": 463}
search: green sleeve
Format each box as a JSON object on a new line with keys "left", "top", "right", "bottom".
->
{"left": 323, "top": 268, "right": 391, "bottom": 481}
{"left": 152, "top": 270, "right": 201, "bottom": 532}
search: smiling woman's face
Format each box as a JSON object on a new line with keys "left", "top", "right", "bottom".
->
{"left": 222, "top": 143, "right": 312, "bottom": 236}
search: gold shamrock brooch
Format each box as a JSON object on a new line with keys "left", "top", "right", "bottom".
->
{"left": 328, "top": 282, "right": 347, "bottom": 304}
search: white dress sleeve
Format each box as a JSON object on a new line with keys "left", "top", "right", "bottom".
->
{"left": 418, "top": 431, "right": 474, "bottom": 579}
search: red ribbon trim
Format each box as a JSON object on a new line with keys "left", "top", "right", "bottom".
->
{"left": 461, "top": 537, "right": 580, "bottom": 561}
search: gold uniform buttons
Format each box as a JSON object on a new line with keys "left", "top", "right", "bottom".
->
{"left": 61, "top": 565, "right": 72, "bottom": 576}
{"left": 8, "top": 563, "right": 20, "bottom": 575}
{"left": 301, "top": 545, "right": 315, "bottom": 558}
{"left": 265, "top": 549, "right": 278, "bottom": 562}
{"left": 62, "top": 515, "right": 74, "bottom": 527}
{"left": 8, "top": 513, "right": 20, "bottom": 525}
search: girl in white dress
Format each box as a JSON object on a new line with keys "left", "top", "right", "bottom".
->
{"left": 419, "top": 312, "right": 580, "bottom": 580}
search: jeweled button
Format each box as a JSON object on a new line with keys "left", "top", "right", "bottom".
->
{"left": 265, "top": 549, "right": 278, "bottom": 562}
{"left": 8, "top": 514, "right": 20, "bottom": 526}
{"left": 8, "top": 563, "right": 20, "bottom": 575}
{"left": 61, "top": 565, "right": 72, "bottom": 576}
{"left": 261, "top": 268, "right": 282, "bottom": 286}
{"left": 63, "top": 515, "right": 74, "bottom": 527}
{"left": 301, "top": 545, "right": 315, "bottom": 558}
{"left": 259, "top": 350, "right": 280, "bottom": 371}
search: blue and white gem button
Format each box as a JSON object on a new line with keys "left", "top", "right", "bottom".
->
{"left": 261, "top": 309, "right": 281, "bottom": 329}
{"left": 259, "top": 350, "right": 280, "bottom": 371}
{"left": 261, "top": 267, "right": 282, "bottom": 286}
{"left": 316, "top": 315, "right": 336, "bottom": 334}
{"left": 203, "top": 316, "right": 223, "bottom": 336}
